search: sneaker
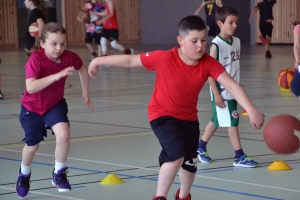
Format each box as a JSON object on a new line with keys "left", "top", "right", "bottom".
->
{"left": 90, "top": 53, "right": 97, "bottom": 62}
{"left": 233, "top": 154, "right": 259, "bottom": 168}
{"left": 16, "top": 168, "right": 31, "bottom": 198}
{"left": 124, "top": 48, "right": 134, "bottom": 55}
{"left": 174, "top": 189, "right": 191, "bottom": 200}
{"left": 259, "top": 35, "right": 267, "bottom": 46}
{"left": 52, "top": 167, "right": 71, "bottom": 192}
{"left": 197, "top": 147, "right": 212, "bottom": 163}
{"left": 265, "top": 50, "right": 272, "bottom": 58}
{"left": 153, "top": 196, "right": 167, "bottom": 200}
{"left": 0, "top": 91, "right": 3, "bottom": 100}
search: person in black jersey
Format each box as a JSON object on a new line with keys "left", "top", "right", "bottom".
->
{"left": 249, "top": 0, "right": 276, "bottom": 58}
{"left": 24, "top": 0, "right": 45, "bottom": 56}
{"left": 194, "top": 0, "right": 223, "bottom": 38}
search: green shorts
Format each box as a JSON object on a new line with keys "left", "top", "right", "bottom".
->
{"left": 210, "top": 99, "right": 239, "bottom": 127}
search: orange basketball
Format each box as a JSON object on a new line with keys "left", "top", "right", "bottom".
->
{"left": 277, "top": 68, "right": 295, "bottom": 89}
{"left": 29, "top": 22, "right": 39, "bottom": 38}
{"left": 263, "top": 114, "right": 300, "bottom": 154}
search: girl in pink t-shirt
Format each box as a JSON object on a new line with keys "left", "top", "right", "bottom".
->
{"left": 16, "top": 22, "right": 94, "bottom": 198}
{"left": 290, "top": 22, "right": 300, "bottom": 98}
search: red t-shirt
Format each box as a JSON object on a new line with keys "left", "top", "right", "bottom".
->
{"left": 22, "top": 49, "right": 83, "bottom": 115}
{"left": 103, "top": 4, "right": 118, "bottom": 29}
{"left": 140, "top": 47, "right": 225, "bottom": 122}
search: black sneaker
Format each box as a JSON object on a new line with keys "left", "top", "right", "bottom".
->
{"left": 16, "top": 168, "right": 31, "bottom": 198}
{"left": 266, "top": 50, "right": 272, "bottom": 58}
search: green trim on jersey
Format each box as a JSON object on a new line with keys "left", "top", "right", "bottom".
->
{"left": 216, "top": 35, "right": 233, "bottom": 46}
{"left": 211, "top": 43, "right": 219, "bottom": 61}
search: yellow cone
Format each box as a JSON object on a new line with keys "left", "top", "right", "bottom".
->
{"left": 241, "top": 109, "right": 248, "bottom": 116}
{"left": 100, "top": 174, "right": 124, "bottom": 185}
{"left": 267, "top": 160, "right": 292, "bottom": 171}
{"left": 280, "top": 88, "right": 291, "bottom": 92}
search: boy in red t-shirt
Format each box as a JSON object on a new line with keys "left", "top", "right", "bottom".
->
{"left": 88, "top": 15, "right": 265, "bottom": 200}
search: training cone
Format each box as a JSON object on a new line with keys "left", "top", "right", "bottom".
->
{"left": 267, "top": 160, "right": 292, "bottom": 171}
{"left": 241, "top": 109, "right": 248, "bottom": 116}
{"left": 280, "top": 88, "right": 291, "bottom": 93}
{"left": 100, "top": 174, "right": 124, "bottom": 185}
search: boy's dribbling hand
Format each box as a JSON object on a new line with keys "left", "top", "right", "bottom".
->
{"left": 88, "top": 61, "right": 99, "bottom": 79}
{"left": 82, "top": 93, "right": 94, "bottom": 111}
{"left": 55, "top": 67, "right": 74, "bottom": 81}
{"left": 248, "top": 110, "right": 265, "bottom": 130}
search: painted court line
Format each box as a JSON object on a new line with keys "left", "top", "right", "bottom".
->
{"left": 0, "top": 186, "right": 87, "bottom": 200}
{"left": 1, "top": 149, "right": 299, "bottom": 195}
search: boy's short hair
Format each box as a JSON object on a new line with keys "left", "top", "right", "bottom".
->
{"left": 215, "top": 6, "right": 238, "bottom": 24}
{"left": 178, "top": 16, "right": 206, "bottom": 38}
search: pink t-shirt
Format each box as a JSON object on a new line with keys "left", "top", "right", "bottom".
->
{"left": 294, "top": 24, "right": 300, "bottom": 34}
{"left": 22, "top": 49, "right": 83, "bottom": 115}
{"left": 140, "top": 47, "right": 225, "bottom": 122}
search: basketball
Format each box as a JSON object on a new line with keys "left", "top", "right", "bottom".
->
{"left": 277, "top": 68, "right": 295, "bottom": 89}
{"left": 28, "top": 22, "right": 39, "bottom": 38}
{"left": 263, "top": 114, "right": 300, "bottom": 154}
{"left": 77, "top": 11, "right": 89, "bottom": 23}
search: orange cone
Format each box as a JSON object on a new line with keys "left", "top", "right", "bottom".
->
{"left": 241, "top": 109, "right": 248, "bottom": 116}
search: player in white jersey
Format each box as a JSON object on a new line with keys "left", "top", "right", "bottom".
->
{"left": 197, "top": 6, "right": 259, "bottom": 168}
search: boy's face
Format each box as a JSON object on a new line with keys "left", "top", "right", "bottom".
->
{"left": 218, "top": 15, "right": 238, "bottom": 36}
{"left": 177, "top": 30, "right": 207, "bottom": 60}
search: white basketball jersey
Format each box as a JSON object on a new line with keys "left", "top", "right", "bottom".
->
{"left": 210, "top": 35, "right": 240, "bottom": 100}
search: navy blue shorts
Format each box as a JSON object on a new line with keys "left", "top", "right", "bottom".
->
{"left": 19, "top": 98, "right": 69, "bottom": 146}
{"left": 291, "top": 69, "right": 300, "bottom": 97}
{"left": 150, "top": 116, "right": 199, "bottom": 172}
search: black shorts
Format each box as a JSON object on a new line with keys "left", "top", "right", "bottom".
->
{"left": 150, "top": 116, "right": 199, "bottom": 167}
{"left": 259, "top": 22, "right": 273, "bottom": 38}
{"left": 19, "top": 98, "right": 69, "bottom": 146}
{"left": 26, "top": 35, "right": 35, "bottom": 50}
{"left": 85, "top": 32, "right": 102, "bottom": 45}
{"left": 102, "top": 29, "right": 119, "bottom": 41}
{"left": 207, "top": 23, "right": 220, "bottom": 37}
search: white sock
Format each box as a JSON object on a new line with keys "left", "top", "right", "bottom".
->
{"left": 110, "top": 40, "right": 125, "bottom": 52}
{"left": 54, "top": 161, "right": 65, "bottom": 174}
{"left": 21, "top": 163, "right": 31, "bottom": 175}
{"left": 100, "top": 37, "right": 108, "bottom": 55}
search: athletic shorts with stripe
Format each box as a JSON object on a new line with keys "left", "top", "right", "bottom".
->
{"left": 210, "top": 99, "right": 239, "bottom": 127}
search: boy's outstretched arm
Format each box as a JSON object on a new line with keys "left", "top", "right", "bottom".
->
{"left": 217, "top": 0, "right": 223, "bottom": 7}
{"left": 194, "top": 1, "right": 204, "bottom": 15}
{"left": 248, "top": 7, "right": 258, "bottom": 24}
{"left": 217, "top": 72, "right": 265, "bottom": 129}
{"left": 78, "top": 65, "right": 94, "bottom": 111}
{"left": 88, "top": 55, "right": 143, "bottom": 79}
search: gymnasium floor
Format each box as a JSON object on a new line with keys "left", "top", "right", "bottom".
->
{"left": 0, "top": 44, "right": 299, "bottom": 200}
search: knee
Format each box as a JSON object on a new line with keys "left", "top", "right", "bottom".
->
{"left": 172, "top": 157, "right": 185, "bottom": 169}
{"left": 26, "top": 144, "right": 39, "bottom": 154}
{"left": 55, "top": 130, "right": 70, "bottom": 144}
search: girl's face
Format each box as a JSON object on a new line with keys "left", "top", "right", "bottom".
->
{"left": 24, "top": 0, "right": 32, "bottom": 9}
{"left": 40, "top": 32, "right": 66, "bottom": 62}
